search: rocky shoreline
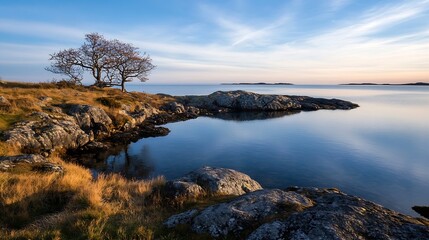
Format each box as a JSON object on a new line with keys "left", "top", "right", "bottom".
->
{"left": 162, "top": 167, "right": 429, "bottom": 239}
{"left": 1, "top": 90, "right": 358, "bottom": 158}
{"left": 1, "top": 89, "right": 428, "bottom": 238}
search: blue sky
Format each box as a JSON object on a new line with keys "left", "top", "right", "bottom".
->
{"left": 0, "top": 0, "right": 428, "bottom": 84}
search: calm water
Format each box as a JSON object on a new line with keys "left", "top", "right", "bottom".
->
{"left": 103, "top": 84, "right": 429, "bottom": 216}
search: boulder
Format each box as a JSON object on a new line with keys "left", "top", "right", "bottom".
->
{"left": 162, "top": 180, "right": 205, "bottom": 201}
{"left": 165, "top": 189, "right": 314, "bottom": 237}
{"left": 181, "top": 166, "right": 262, "bottom": 195}
{"left": 128, "top": 104, "right": 160, "bottom": 127}
{"left": 161, "top": 102, "right": 186, "bottom": 114}
{"left": 186, "top": 106, "right": 200, "bottom": 116}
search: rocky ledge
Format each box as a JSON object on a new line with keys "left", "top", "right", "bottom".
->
{"left": 2, "top": 102, "right": 160, "bottom": 155}
{"left": 2, "top": 91, "right": 358, "bottom": 156}
{"left": 175, "top": 90, "right": 359, "bottom": 112}
{"left": 164, "top": 167, "right": 429, "bottom": 239}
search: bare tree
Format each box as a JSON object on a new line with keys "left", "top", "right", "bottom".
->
{"left": 45, "top": 48, "right": 83, "bottom": 84}
{"left": 46, "top": 33, "right": 154, "bottom": 90}
{"left": 107, "top": 40, "right": 155, "bottom": 92}
{"left": 46, "top": 33, "right": 113, "bottom": 86}
{"left": 79, "top": 33, "right": 112, "bottom": 86}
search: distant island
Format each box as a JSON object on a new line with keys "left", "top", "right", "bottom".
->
{"left": 222, "top": 82, "right": 294, "bottom": 85}
{"left": 341, "top": 82, "right": 429, "bottom": 86}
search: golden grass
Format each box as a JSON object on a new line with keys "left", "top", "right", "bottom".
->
{"left": 0, "top": 154, "right": 166, "bottom": 239}
{"left": 0, "top": 81, "right": 184, "bottom": 239}
{"left": 0, "top": 80, "right": 172, "bottom": 130}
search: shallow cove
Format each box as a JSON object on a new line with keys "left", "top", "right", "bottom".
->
{"left": 89, "top": 85, "right": 429, "bottom": 216}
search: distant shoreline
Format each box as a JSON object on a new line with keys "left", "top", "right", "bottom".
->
{"left": 340, "top": 82, "right": 429, "bottom": 86}
{"left": 221, "top": 82, "right": 293, "bottom": 85}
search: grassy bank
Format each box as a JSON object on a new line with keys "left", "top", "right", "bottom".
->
{"left": 0, "top": 81, "right": 182, "bottom": 239}
{"left": 0, "top": 81, "right": 172, "bottom": 154}
{"left": 0, "top": 155, "right": 167, "bottom": 239}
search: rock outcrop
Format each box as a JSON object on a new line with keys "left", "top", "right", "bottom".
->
{"left": 248, "top": 187, "right": 429, "bottom": 240}
{"left": 165, "top": 189, "right": 314, "bottom": 237}
{"left": 3, "top": 91, "right": 358, "bottom": 155}
{"left": 162, "top": 166, "right": 262, "bottom": 201}
{"left": 176, "top": 90, "right": 359, "bottom": 112}
{"left": 0, "top": 154, "right": 63, "bottom": 173}
{"left": 4, "top": 114, "right": 90, "bottom": 153}
{"left": 164, "top": 168, "right": 429, "bottom": 239}
{"left": 66, "top": 104, "right": 113, "bottom": 139}
{"left": 3, "top": 103, "right": 159, "bottom": 154}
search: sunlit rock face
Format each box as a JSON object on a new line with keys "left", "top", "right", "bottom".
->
{"left": 162, "top": 166, "right": 263, "bottom": 201}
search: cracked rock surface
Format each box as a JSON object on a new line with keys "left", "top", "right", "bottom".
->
{"left": 164, "top": 169, "right": 429, "bottom": 239}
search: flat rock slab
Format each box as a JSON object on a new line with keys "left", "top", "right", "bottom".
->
{"left": 165, "top": 189, "right": 314, "bottom": 237}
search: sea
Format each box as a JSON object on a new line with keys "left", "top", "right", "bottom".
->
{"left": 98, "top": 84, "right": 429, "bottom": 216}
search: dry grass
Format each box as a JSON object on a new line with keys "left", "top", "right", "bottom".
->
{"left": 0, "top": 154, "right": 166, "bottom": 239}
{"left": 0, "top": 80, "right": 172, "bottom": 133}
{"left": 0, "top": 81, "right": 181, "bottom": 239}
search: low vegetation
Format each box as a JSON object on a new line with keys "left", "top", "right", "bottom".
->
{"left": 0, "top": 80, "right": 169, "bottom": 132}
{"left": 0, "top": 81, "right": 185, "bottom": 239}
{"left": 0, "top": 155, "right": 167, "bottom": 239}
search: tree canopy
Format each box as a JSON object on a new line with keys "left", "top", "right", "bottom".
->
{"left": 46, "top": 33, "right": 155, "bottom": 92}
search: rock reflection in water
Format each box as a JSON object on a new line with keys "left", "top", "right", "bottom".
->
{"left": 211, "top": 111, "right": 299, "bottom": 121}
{"left": 105, "top": 145, "right": 154, "bottom": 179}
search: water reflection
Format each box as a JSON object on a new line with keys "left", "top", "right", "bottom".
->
{"left": 212, "top": 111, "right": 299, "bottom": 121}
{"left": 90, "top": 85, "right": 428, "bottom": 217}
{"left": 105, "top": 146, "right": 155, "bottom": 179}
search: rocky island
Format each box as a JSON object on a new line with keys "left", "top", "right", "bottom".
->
{"left": 222, "top": 82, "right": 294, "bottom": 85}
{"left": 341, "top": 82, "right": 429, "bottom": 86}
{"left": 1, "top": 82, "right": 428, "bottom": 239}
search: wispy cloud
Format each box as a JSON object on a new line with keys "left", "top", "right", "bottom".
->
{"left": 198, "top": 4, "right": 292, "bottom": 47}
{"left": 0, "top": 1, "right": 428, "bottom": 83}
{"left": 310, "top": 1, "right": 429, "bottom": 45}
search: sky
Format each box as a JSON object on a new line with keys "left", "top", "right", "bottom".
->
{"left": 0, "top": 0, "right": 428, "bottom": 84}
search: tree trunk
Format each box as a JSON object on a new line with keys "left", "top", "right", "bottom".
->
{"left": 121, "top": 79, "right": 125, "bottom": 92}
{"left": 96, "top": 68, "right": 102, "bottom": 86}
